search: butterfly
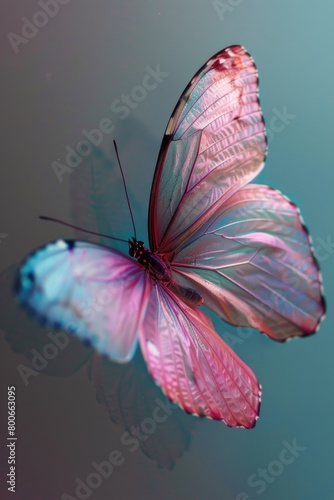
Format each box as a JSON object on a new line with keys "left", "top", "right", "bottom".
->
{"left": 15, "top": 45, "right": 325, "bottom": 428}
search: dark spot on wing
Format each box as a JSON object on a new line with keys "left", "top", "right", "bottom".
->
{"left": 83, "top": 338, "right": 92, "bottom": 348}
{"left": 65, "top": 240, "right": 75, "bottom": 251}
{"left": 27, "top": 271, "right": 35, "bottom": 283}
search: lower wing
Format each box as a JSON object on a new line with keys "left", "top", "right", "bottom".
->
{"left": 172, "top": 185, "right": 325, "bottom": 341}
{"left": 139, "top": 284, "right": 261, "bottom": 428}
{"left": 15, "top": 240, "right": 152, "bottom": 362}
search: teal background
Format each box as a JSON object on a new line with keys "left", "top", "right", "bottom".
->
{"left": 0, "top": 1, "right": 333, "bottom": 499}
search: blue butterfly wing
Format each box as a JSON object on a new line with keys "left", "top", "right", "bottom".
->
{"left": 16, "top": 240, "right": 152, "bottom": 362}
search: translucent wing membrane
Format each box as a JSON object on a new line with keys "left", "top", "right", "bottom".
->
{"left": 172, "top": 185, "right": 325, "bottom": 341}
{"left": 89, "top": 351, "right": 195, "bottom": 468}
{"left": 16, "top": 240, "right": 152, "bottom": 361}
{"left": 139, "top": 285, "right": 261, "bottom": 428}
{"left": 149, "top": 45, "right": 266, "bottom": 255}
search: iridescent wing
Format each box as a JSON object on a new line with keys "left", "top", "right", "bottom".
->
{"left": 171, "top": 185, "right": 325, "bottom": 340}
{"left": 148, "top": 45, "right": 266, "bottom": 256}
{"left": 15, "top": 240, "right": 152, "bottom": 362}
{"left": 141, "top": 46, "right": 266, "bottom": 425}
{"left": 147, "top": 44, "right": 324, "bottom": 340}
{"left": 138, "top": 284, "right": 261, "bottom": 428}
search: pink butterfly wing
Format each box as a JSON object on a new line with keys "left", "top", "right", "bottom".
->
{"left": 147, "top": 44, "right": 324, "bottom": 341}
{"left": 149, "top": 45, "right": 266, "bottom": 256}
{"left": 16, "top": 240, "right": 152, "bottom": 362}
{"left": 171, "top": 185, "right": 325, "bottom": 340}
{"left": 140, "top": 44, "right": 324, "bottom": 422}
{"left": 138, "top": 285, "right": 261, "bottom": 428}
{"left": 139, "top": 45, "right": 264, "bottom": 426}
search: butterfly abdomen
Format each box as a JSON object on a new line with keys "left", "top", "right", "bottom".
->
{"left": 147, "top": 253, "right": 204, "bottom": 306}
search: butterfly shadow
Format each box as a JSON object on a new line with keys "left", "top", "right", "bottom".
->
{"left": 69, "top": 115, "right": 159, "bottom": 247}
{"left": 1, "top": 130, "right": 196, "bottom": 469}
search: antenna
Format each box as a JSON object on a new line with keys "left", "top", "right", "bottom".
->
{"left": 40, "top": 143, "right": 135, "bottom": 244}
{"left": 113, "top": 140, "right": 137, "bottom": 240}
{"left": 39, "top": 216, "right": 128, "bottom": 243}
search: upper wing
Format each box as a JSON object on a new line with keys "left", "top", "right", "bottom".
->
{"left": 15, "top": 240, "right": 152, "bottom": 362}
{"left": 138, "top": 284, "right": 261, "bottom": 428}
{"left": 148, "top": 45, "right": 266, "bottom": 256}
{"left": 171, "top": 185, "right": 326, "bottom": 341}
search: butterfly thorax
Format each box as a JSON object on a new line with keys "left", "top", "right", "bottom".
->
{"left": 128, "top": 237, "right": 203, "bottom": 306}
{"left": 128, "top": 237, "right": 171, "bottom": 283}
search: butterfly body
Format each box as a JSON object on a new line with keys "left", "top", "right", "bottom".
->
{"left": 128, "top": 237, "right": 168, "bottom": 279}
{"left": 16, "top": 46, "right": 325, "bottom": 427}
{"left": 128, "top": 236, "right": 203, "bottom": 306}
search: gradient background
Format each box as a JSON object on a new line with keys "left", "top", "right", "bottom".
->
{"left": 1, "top": 1, "right": 333, "bottom": 499}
